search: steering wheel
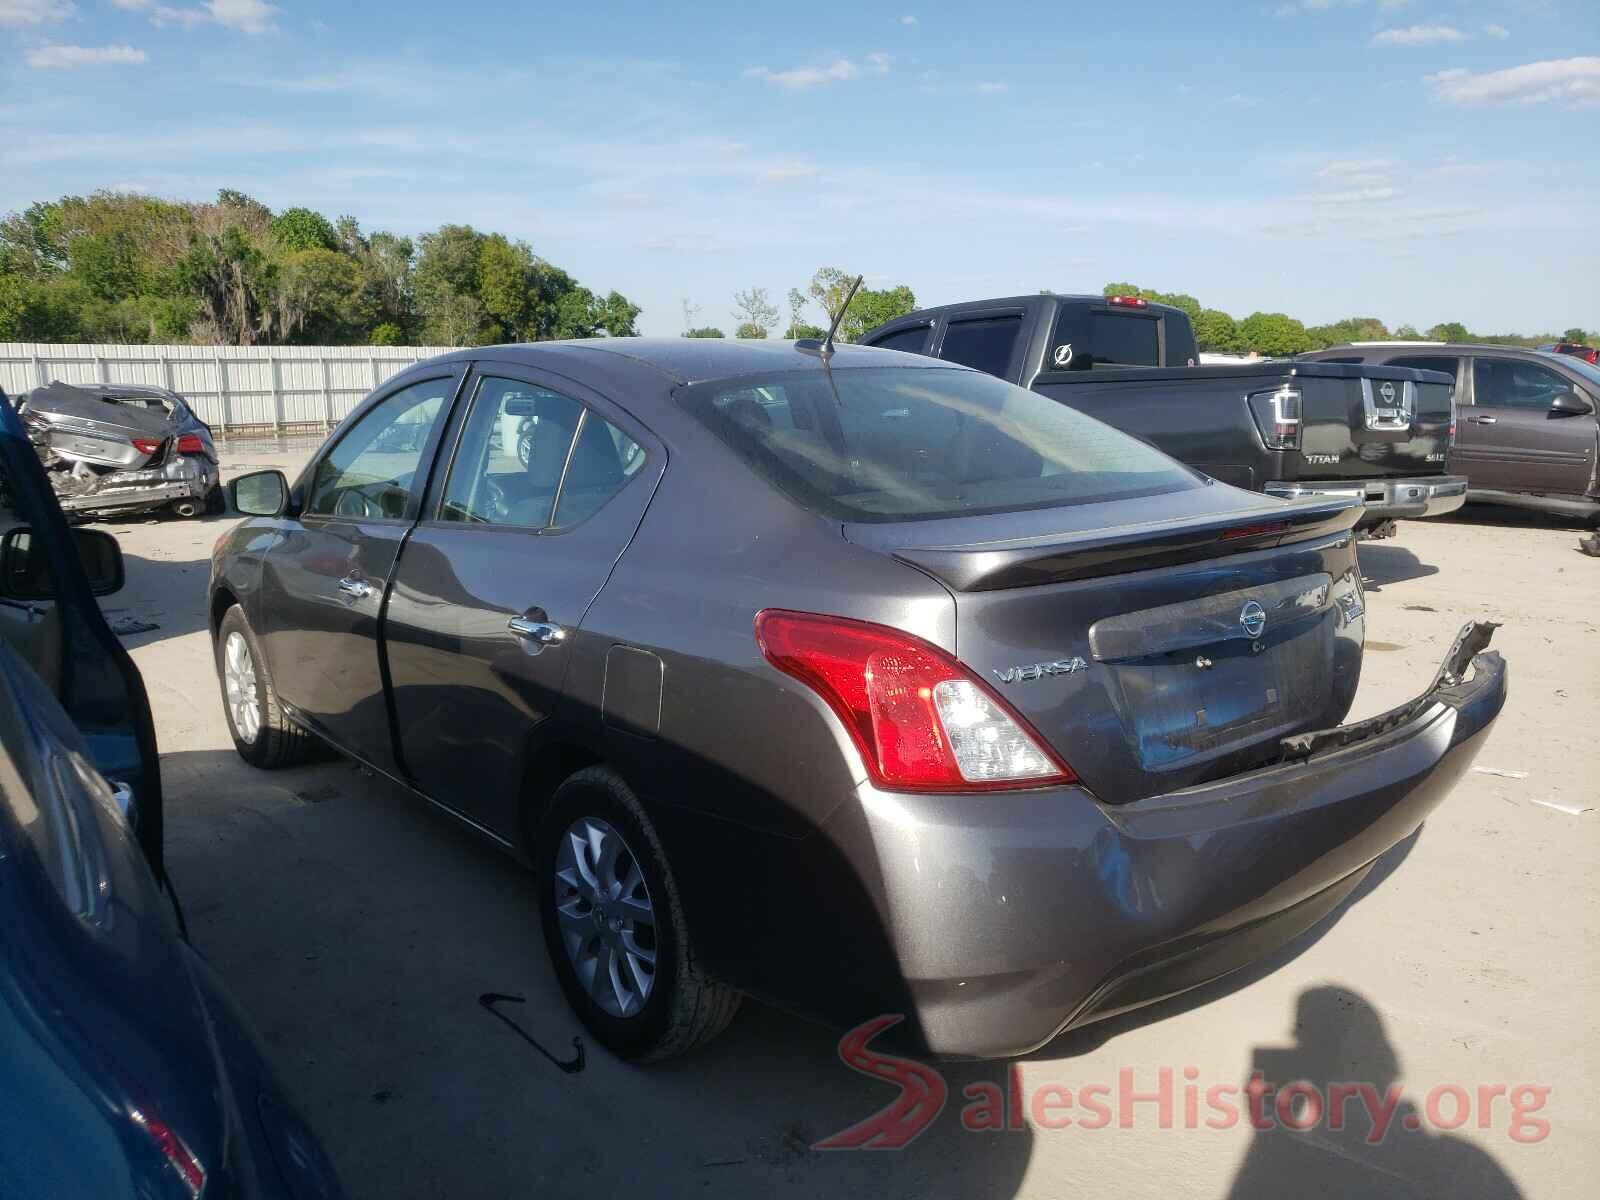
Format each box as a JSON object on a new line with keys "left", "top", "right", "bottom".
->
{"left": 333, "top": 487, "right": 378, "bottom": 519}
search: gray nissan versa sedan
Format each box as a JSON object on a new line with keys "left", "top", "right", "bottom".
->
{"left": 208, "top": 339, "right": 1507, "bottom": 1061}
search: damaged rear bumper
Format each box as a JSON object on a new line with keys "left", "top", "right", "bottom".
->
{"left": 816, "top": 622, "right": 1507, "bottom": 1057}
{"left": 53, "top": 455, "right": 218, "bottom": 515}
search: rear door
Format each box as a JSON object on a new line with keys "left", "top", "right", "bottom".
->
{"left": 382, "top": 366, "right": 662, "bottom": 838}
{"left": 933, "top": 310, "right": 1028, "bottom": 381}
{"left": 257, "top": 371, "right": 460, "bottom": 774}
{"left": 1457, "top": 355, "right": 1596, "bottom": 494}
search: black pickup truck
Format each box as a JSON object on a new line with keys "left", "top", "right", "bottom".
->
{"left": 862, "top": 294, "right": 1466, "bottom": 531}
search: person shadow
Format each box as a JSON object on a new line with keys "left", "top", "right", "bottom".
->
{"left": 1227, "top": 986, "right": 1526, "bottom": 1199}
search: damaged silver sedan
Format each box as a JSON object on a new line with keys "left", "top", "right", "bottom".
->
{"left": 15, "top": 382, "right": 221, "bottom": 519}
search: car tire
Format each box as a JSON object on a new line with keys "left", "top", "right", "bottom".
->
{"left": 536, "top": 766, "right": 741, "bottom": 1061}
{"left": 204, "top": 483, "right": 227, "bottom": 516}
{"left": 215, "top": 605, "right": 317, "bottom": 769}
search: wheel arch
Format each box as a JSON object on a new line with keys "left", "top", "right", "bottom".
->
{"left": 209, "top": 585, "right": 239, "bottom": 637}
{"left": 516, "top": 738, "right": 605, "bottom": 859}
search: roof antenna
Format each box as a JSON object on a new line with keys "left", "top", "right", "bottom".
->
{"left": 795, "top": 275, "right": 863, "bottom": 363}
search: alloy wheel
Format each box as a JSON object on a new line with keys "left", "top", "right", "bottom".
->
{"left": 553, "top": 816, "right": 658, "bottom": 1018}
{"left": 223, "top": 631, "right": 261, "bottom": 743}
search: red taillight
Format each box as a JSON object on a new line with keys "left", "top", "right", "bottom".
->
{"left": 1220, "top": 522, "right": 1290, "bottom": 541}
{"left": 129, "top": 1108, "right": 205, "bottom": 1197}
{"left": 1106, "top": 295, "right": 1149, "bottom": 308}
{"left": 175, "top": 433, "right": 206, "bottom": 455}
{"left": 1585, "top": 350, "right": 1598, "bottom": 365}
{"left": 131, "top": 437, "right": 163, "bottom": 456}
{"left": 754, "top": 610, "right": 1076, "bottom": 792}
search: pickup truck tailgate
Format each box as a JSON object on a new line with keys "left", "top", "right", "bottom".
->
{"left": 1287, "top": 362, "right": 1453, "bottom": 482}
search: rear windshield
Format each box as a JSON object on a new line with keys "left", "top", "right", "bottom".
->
{"left": 677, "top": 366, "right": 1198, "bottom": 523}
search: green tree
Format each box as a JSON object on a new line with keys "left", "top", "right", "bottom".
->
{"left": 1237, "top": 312, "right": 1313, "bottom": 357}
{"left": 1561, "top": 327, "right": 1590, "bottom": 343}
{"left": 369, "top": 321, "right": 404, "bottom": 346}
{"left": 841, "top": 284, "right": 916, "bottom": 341}
{"left": 269, "top": 207, "right": 339, "bottom": 253}
{"left": 807, "top": 267, "right": 858, "bottom": 326}
{"left": 1426, "top": 321, "right": 1471, "bottom": 343}
{"left": 684, "top": 326, "right": 725, "bottom": 338}
{"left": 274, "top": 248, "right": 375, "bottom": 343}
{"left": 732, "top": 286, "right": 779, "bottom": 337}
{"left": 175, "top": 225, "right": 276, "bottom": 344}
{"left": 1394, "top": 323, "right": 1422, "bottom": 339}
{"left": 1193, "top": 308, "right": 1242, "bottom": 353}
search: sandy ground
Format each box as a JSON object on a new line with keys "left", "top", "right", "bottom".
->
{"left": 94, "top": 447, "right": 1596, "bottom": 1200}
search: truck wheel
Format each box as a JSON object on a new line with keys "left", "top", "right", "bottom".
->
{"left": 215, "top": 605, "right": 317, "bottom": 768}
{"left": 536, "top": 766, "right": 741, "bottom": 1061}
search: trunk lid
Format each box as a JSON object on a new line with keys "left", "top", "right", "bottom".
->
{"left": 847, "top": 486, "right": 1367, "bottom": 801}
{"left": 19, "top": 381, "right": 174, "bottom": 469}
{"left": 1288, "top": 362, "right": 1453, "bottom": 481}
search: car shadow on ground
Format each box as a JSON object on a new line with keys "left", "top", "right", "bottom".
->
{"left": 1356, "top": 542, "right": 1439, "bottom": 592}
{"left": 161, "top": 747, "right": 1035, "bottom": 1200}
{"left": 1438, "top": 502, "right": 1594, "bottom": 533}
{"left": 1224, "top": 984, "right": 1527, "bottom": 1198}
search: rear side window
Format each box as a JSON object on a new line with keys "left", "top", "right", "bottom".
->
{"left": 439, "top": 376, "right": 643, "bottom": 529}
{"left": 869, "top": 325, "right": 933, "bottom": 356}
{"left": 1049, "top": 308, "right": 1163, "bottom": 369}
{"left": 677, "top": 366, "right": 1197, "bottom": 523}
{"left": 1388, "top": 355, "right": 1459, "bottom": 379}
{"left": 938, "top": 316, "right": 1022, "bottom": 378}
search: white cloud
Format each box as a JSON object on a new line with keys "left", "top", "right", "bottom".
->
{"left": 0, "top": 0, "right": 73, "bottom": 25}
{"left": 1318, "top": 158, "right": 1393, "bottom": 186}
{"left": 1426, "top": 56, "right": 1600, "bottom": 106}
{"left": 114, "top": 0, "right": 278, "bottom": 33}
{"left": 1373, "top": 24, "right": 1467, "bottom": 46}
{"left": 899, "top": 13, "right": 917, "bottom": 24}
{"left": 762, "top": 162, "right": 819, "bottom": 183}
{"left": 744, "top": 54, "right": 889, "bottom": 89}
{"left": 1316, "top": 186, "right": 1401, "bottom": 204}
{"left": 25, "top": 43, "right": 149, "bottom": 67}
{"left": 1484, "top": 23, "right": 1509, "bottom": 39}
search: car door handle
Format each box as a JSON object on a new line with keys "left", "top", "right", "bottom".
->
{"left": 508, "top": 615, "right": 566, "bottom": 645}
{"left": 1472, "top": 416, "right": 1497, "bottom": 424}
{"left": 337, "top": 575, "right": 373, "bottom": 599}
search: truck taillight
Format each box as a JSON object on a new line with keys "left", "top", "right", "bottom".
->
{"left": 1247, "top": 386, "right": 1301, "bottom": 451}
{"left": 1106, "top": 295, "right": 1148, "bottom": 308}
{"left": 755, "top": 610, "right": 1076, "bottom": 792}
{"left": 175, "top": 433, "right": 206, "bottom": 455}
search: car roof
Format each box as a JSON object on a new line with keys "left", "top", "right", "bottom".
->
{"left": 429, "top": 337, "right": 963, "bottom": 387}
{"left": 881, "top": 293, "right": 1188, "bottom": 328}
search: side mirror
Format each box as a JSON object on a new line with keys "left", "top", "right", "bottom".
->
{"left": 230, "top": 469, "right": 290, "bottom": 517}
{"left": 1550, "top": 391, "right": 1594, "bottom": 416}
{"left": 0, "top": 527, "right": 124, "bottom": 600}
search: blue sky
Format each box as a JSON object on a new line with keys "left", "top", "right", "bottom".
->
{"left": 2, "top": 0, "right": 1595, "bottom": 337}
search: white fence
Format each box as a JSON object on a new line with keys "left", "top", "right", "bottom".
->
{"left": 0, "top": 343, "right": 455, "bottom": 433}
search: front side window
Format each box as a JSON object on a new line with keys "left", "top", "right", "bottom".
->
{"left": 1473, "top": 358, "right": 1572, "bottom": 410}
{"left": 869, "top": 325, "right": 934, "bottom": 356}
{"left": 678, "top": 366, "right": 1197, "bottom": 523}
{"left": 938, "top": 316, "right": 1021, "bottom": 378}
{"left": 306, "top": 378, "right": 450, "bottom": 518}
{"left": 440, "top": 376, "right": 642, "bottom": 529}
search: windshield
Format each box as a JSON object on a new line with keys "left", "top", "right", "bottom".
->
{"left": 677, "top": 366, "right": 1199, "bottom": 523}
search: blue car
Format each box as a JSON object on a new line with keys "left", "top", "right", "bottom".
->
{"left": 0, "top": 387, "right": 342, "bottom": 1199}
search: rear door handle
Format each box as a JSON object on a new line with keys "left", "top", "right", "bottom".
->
{"left": 1472, "top": 415, "right": 1497, "bottom": 424}
{"left": 337, "top": 575, "right": 373, "bottom": 599}
{"left": 508, "top": 615, "right": 566, "bottom": 646}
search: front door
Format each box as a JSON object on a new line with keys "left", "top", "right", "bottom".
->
{"left": 1456, "top": 356, "right": 1596, "bottom": 495}
{"left": 383, "top": 368, "right": 662, "bottom": 839}
{"left": 257, "top": 372, "right": 460, "bottom": 774}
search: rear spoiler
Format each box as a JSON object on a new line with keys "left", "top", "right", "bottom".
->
{"left": 887, "top": 498, "right": 1361, "bottom": 592}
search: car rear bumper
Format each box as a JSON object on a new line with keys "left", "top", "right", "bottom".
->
{"left": 824, "top": 622, "right": 1506, "bottom": 1058}
{"left": 1265, "top": 475, "right": 1467, "bottom": 521}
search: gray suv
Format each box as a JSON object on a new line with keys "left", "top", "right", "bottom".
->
{"left": 210, "top": 339, "right": 1507, "bottom": 1061}
{"left": 1302, "top": 343, "right": 1600, "bottom": 523}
